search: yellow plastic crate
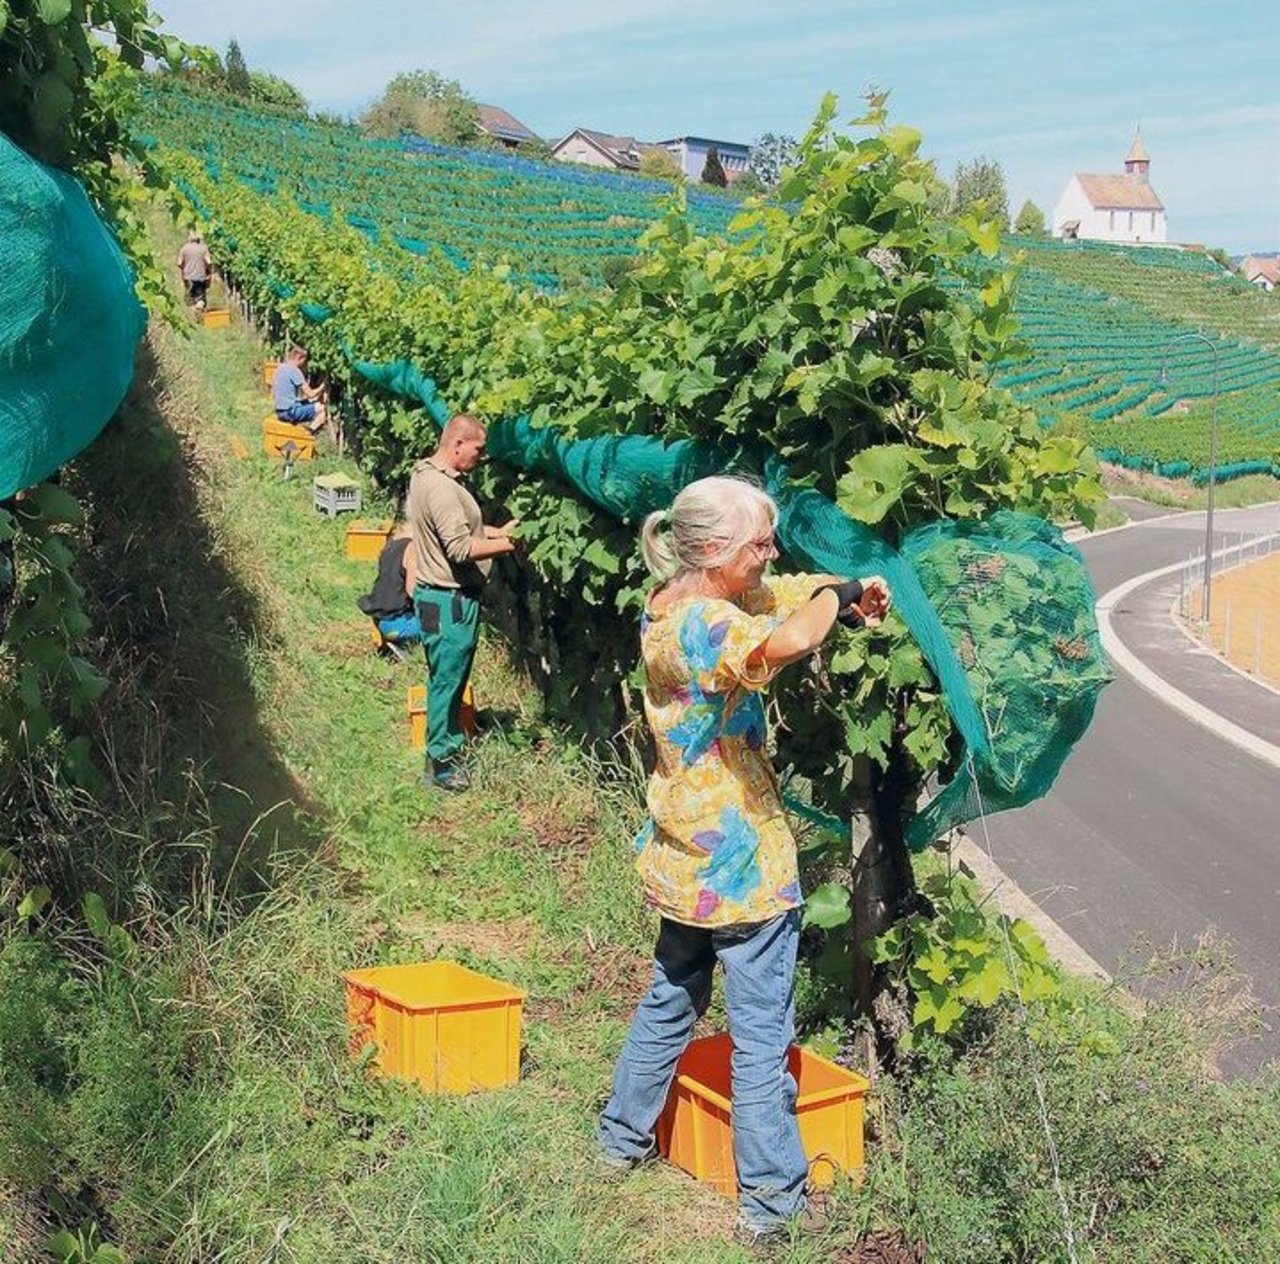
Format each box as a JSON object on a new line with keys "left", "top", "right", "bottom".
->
{"left": 656, "top": 1033, "right": 869, "bottom": 1196}
{"left": 261, "top": 415, "right": 314, "bottom": 460}
{"left": 407, "top": 681, "right": 476, "bottom": 746}
{"left": 201, "top": 308, "right": 231, "bottom": 328}
{"left": 344, "top": 960, "right": 525, "bottom": 1093}
{"left": 262, "top": 359, "right": 280, "bottom": 389}
{"left": 345, "top": 520, "right": 395, "bottom": 562}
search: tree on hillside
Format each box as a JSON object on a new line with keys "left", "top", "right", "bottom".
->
{"left": 700, "top": 145, "right": 727, "bottom": 187}
{"left": 639, "top": 148, "right": 683, "bottom": 182}
{"left": 359, "top": 70, "right": 479, "bottom": 146}
{"left": 747, "top": 132, "right": 797, "bottom": 188}
{"left": 953, "top": 156, "right": 1009, "bottom": 229}
{"left": 1014, "top": 199, "right": 1046, "bottom": 236}
{"left": 248, "top": 70, "right": 307, "bottom": 115}
{"left": 917, "top": 157, "right": 953, "bottom": 217}
{"left": 224, "top": 39, "right": 250, "bottom": 96}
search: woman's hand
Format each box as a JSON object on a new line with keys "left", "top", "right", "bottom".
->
{"left": 857, "top": 576, "right": 891, "bottom": 628}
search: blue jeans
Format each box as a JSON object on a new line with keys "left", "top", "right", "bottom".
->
{"left": 598, "top": 910, "right": 808, "bottom": 1232}
{"left": 276, "top": 402, "right": 316, "bottom": 424}
{"left": 377, "top": 612, "right": 423, "bottom": 643}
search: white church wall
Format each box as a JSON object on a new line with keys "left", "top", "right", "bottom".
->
{"left": 1053, "top": 177, "right": 1167, "bottom": 243}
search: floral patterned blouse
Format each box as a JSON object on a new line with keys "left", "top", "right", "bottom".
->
{"left": 634, "top": 572, "right": 829, "bottom": 928}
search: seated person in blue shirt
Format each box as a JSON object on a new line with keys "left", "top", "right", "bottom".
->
{"left": 357, "top": 525, "right": 421, "bottom": 654}
{"left": 272, "top": 345, "right": 328, "bottom": 434}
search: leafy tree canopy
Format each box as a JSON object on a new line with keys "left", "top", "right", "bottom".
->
{"left": 639, "top": 147, "right": 683, "bottom": 182}
{"left": 747, "top": 132, "right": 797, "bottom": 188}
{"left": 953, "top": 156, "right": 1009, "bottom": 230}
{"left": 1014, "top": 199, "right": 1046, "bottom": 236}
{"left": 248, "top": 70, "right": 307, "bottom": 114}
{"left": 359, "top": 69, "right": 479, "bottom": 146}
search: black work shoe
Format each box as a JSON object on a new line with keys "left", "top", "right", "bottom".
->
{"left": 424, "top": 762, "right": 471, "bottom": 792}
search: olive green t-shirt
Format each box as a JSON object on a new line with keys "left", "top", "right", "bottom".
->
{"left": 406, "top": 457, "right": 491, "bottom": 591}
{"left": 178, "top": 241, "right": 209, "bottom": 281}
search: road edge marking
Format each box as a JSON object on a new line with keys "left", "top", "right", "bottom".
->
{"left": 952, "top": 834, "right": 1112, "bottom": 983}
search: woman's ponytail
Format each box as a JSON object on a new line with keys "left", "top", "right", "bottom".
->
{"left": 640, "top": 510, "right": 679, "bottom": 581}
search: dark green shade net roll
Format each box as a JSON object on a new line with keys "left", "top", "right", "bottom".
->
{"left": 0, "top": 133, "right": 145, "bottom": 499}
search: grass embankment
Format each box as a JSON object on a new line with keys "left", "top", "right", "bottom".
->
{"left": 2, "top": 215, "right": 1279, "bottom": 1263}
{"left": 0, "top": 274, "right": 763, "bottom": 1260}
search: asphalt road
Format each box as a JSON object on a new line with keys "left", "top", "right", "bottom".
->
{"left": 983, "top": 503, "right": 1280, "bottom": 1070}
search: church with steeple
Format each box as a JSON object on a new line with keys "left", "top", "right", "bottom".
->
{"left": 1052, "top": 129, "right": 1168, "bottom": 244}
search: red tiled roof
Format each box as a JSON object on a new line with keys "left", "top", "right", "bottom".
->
{"left": 1243, "top": 256, "right": 1280, "bottom": 284}
{"left": 477, "top": 103, "right": 538, "bottom": 143}
{"left": 1125, "top": 129, "right": 1149, "bottom": 163}
{"left": 1076, "top": 173, "right": 1164, "bottom": 210}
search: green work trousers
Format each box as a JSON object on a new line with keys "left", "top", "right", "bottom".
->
{"left": 413, "top": 585, "right": 480, "bottom": 766}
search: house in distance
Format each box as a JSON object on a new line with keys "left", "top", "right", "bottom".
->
{"left": 476, "top": 104, "right": 540, "bottom": 149}
{"left": 1053, "top": 129, "right": 1168, "bottom": 244}
{"left": 656, "top": 136, "right": 750, "bottom": 182}
{"left": 552, "top": 128, "right": 750, "bottom": 182}
{"left": 551, "top": 127, "right": 668, "bottom": 171}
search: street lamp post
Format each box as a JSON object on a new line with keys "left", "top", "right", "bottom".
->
{"left": 1158, "top": 332, "right": 1220, "bottom": 622}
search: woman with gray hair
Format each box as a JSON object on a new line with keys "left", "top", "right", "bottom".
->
{"left": 598, "top": 475, "right": 889, "bottom": 1243}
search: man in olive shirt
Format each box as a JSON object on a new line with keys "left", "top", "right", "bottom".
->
{"left": 407, "top": 414, "right": 517, "bottom": 790}
{"left": 177, "top": 231, "right": 213, "bottom": 310}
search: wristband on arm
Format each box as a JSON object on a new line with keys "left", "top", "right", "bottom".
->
{"left": 811, "top": 580, "right": 865, "bottom": 629}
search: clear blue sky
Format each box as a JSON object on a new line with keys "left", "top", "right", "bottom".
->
{"left": 153, "top": 0, "right": 1279, "bottom": 254}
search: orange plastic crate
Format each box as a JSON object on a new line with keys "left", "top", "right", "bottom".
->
{"left": 344, "top": 961, "right": 525, "bottom": 1093}
{"left": 261, "top": 415, "right": 314, "bottom": 460}
{"left": 345, "top": 519, "right": 395, "bottom": 562}
{"left": 201, "top": 308, "right": 231, "bottom": 328}
{"left": 656, "top": 1033, "right": 868, "bottom": 1196}
{"left": 407, "top": 681, "right": 476, "bottom": 746}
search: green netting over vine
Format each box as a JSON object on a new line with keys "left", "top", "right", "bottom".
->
{"left": 345, "top": 355, "right": 1110, "bottom": 848}
{"left": 0, "top": 132, "right": 145, "bottom": 499}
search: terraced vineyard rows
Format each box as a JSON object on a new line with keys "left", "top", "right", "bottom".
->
{"left": 1025, "top": 237, "right": 1280, "bottom": 345}
{"left": 990, "top": 260, "right": 1280, "bottom": 478}
{"left": 139, "top": 82, "right": 739, "bottom": 288}
{"left": 137, "top": 84, "right": 1280, "bottom": 483}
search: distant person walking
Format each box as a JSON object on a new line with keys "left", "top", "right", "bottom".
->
{"left": 406, "top": 414, "right": 519, "bottom": 791}
{"left": 177, "top": 231, "right": 212, "bottom": 310}
{"left": 272, "top": 346, "right": 328, "bottom": 434}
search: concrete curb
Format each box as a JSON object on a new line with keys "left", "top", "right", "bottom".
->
{"left": 1096, "top": 537, "right": 1280, "bottom": 773}
{"left": 952, "top": 834, "right": 1111, "bottom": 983}
{"left": 1063, "top": 505, "right": 1190, "bottom": 544}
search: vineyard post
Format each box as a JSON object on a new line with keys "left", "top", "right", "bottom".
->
{"left": 1158, "top": 331, "right": 1220, "bottom": 622}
